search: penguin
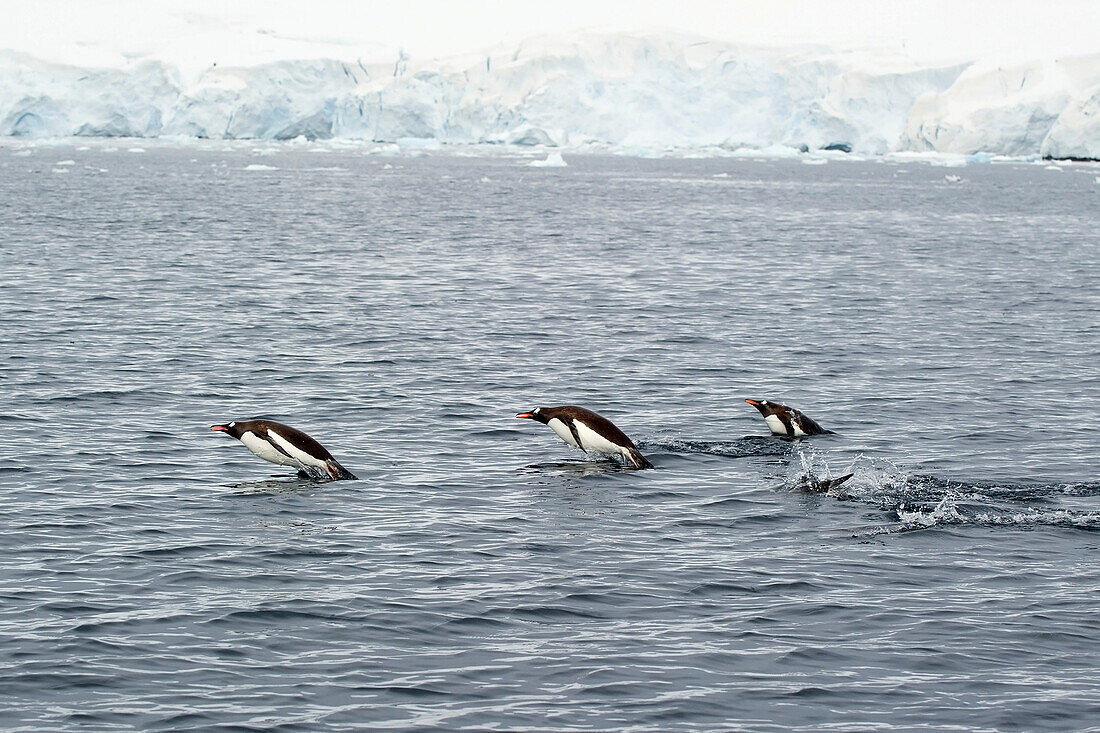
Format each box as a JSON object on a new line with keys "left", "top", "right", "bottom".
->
{"left": 745, "top": 399, "right": 830, "bottom": 437}
{"left": 793, "top": 472, "right": 854, "bottom": 493}
{"left": 515, "top": 405, "right": 654, "bottom": 469}
{"left": 210, "top": 419, "right": 357, "bottom": 480}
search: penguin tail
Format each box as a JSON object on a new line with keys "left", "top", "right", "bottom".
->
{"left": 324, "top": 460, "right": 358, "bottom": 481}
{"left": 625, "top": 448, "right": 655, "bottom": 470}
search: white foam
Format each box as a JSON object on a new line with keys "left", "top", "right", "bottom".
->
{"left": 895, "top": 497, "right": 965, "bottom": 528}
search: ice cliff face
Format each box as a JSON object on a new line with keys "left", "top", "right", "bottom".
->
{"left": 900, "top": 54, "right": 1100, "bottom": 158}
{"left": 0, "top": 52, "right": 178, "bottom": 138}
{"left": 1, "top": 34, "right": 1098, "bottom": 158}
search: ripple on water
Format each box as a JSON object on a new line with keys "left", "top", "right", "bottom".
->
{"left": 1, "top": 151, "right": 1098, "bottom": 731}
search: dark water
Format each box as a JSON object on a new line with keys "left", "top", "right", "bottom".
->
{"left": 2, "top": 143, "right": 1099, "bottom": 731}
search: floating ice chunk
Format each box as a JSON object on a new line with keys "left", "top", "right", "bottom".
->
{"left": 944, "top": 174, "right": 962, "bottom": 182}
{"left": 55, "top": 159, "right": 76, "bottom": 166}
{"left": 528, "top": 152, "right": 567, "bottom": 167}
{"left": 244, "top": 164, "right": 279, "bottom": 171}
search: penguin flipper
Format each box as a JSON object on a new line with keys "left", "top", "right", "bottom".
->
{"left": 797, "top": 472, "right": 854, "bottom": 493}
{"left": 825, "top": 472, "right": 854, "bottom": 490}
{"left": 264, "top": 434, "right": 310, "bottom": 470}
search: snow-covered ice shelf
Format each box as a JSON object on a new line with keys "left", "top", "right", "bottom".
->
{"left": 2, "top": 33, "right": 1098, "bottom": 159}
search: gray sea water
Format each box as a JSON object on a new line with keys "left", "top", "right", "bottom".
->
{"left": 2, "top": 143, "right": 1099, "bottom": 731}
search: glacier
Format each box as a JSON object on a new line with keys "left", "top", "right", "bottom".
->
{"left": 1, "top": 33, "right": 1099, "bottom": 159}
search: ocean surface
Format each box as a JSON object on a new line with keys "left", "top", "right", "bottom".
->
{"left": 2, "top": 143, "right": 1098, "bottom": 731}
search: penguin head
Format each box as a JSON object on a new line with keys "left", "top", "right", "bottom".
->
{"left": 516, "top": 407, "right": 550, "bottom": 424}
{"left": 211, "top": 421, "right": 242, "bottom": 438}
{"left": 745, "top": 399, "right": 773, "bottom": 415}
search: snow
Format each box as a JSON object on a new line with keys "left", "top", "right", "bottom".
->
{"left": 1, "top": 2, "right": 1099, "bottom": 159}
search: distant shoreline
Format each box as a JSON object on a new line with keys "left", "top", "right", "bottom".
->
{"left": 3, "top": 137, "right": 1099, "bottom": 167}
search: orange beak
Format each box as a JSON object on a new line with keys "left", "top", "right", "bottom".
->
{"left": 515, "top": 412, "right": 535, "bottom": 419}
{"left": 210, "top": 425, "right": 228, "bottom": 432}
{"left": 745, "top": 399, "right": 759, "bottom": 406}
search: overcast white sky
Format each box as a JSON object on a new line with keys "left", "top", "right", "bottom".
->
{"left": 3, "top": 0, "right": 1098, "bottom": 66}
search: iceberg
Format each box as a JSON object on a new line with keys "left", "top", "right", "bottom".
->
{"left": 528, "top": 152, "right": 567, "bottom": 167}
{"left": 1, "top": 32, "right": 1099, "bottom": 159}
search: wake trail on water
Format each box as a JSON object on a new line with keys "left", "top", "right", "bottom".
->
{"left": 640, "top": 436, "right": 797, "bottom": 459}
{"left": 642, "top": 437, "right": 1100, "bottom": 532}
{"left": 785, "top": 446, "right": 1100, "bottom": 533}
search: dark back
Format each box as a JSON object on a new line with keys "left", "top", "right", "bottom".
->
{"left": 539, "top": 406, "right": 639, "bottom": 449}
{"left": 234, "top": 419, "right": 336, "bottom": 460}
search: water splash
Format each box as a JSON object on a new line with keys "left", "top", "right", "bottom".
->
{"left": 835, "top": 457, "right": 1100, "bottom": 532}
{"left": 784, "top": 445, "right": 857, "bottom": 494}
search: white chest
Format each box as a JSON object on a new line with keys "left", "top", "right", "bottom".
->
{"left": 573, "top": 419, "right": 627, "bottom": 457}
{"left": 546, "top": 417, "right": 580, "bottom": 448}
{"left": 240, "top": 431, "right": 299, "bottom": 466}
{"left": 764, "top": 414, "right": 788, "bottom": 435}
